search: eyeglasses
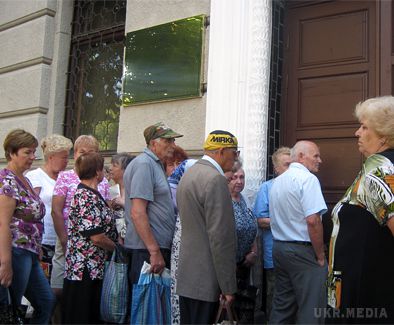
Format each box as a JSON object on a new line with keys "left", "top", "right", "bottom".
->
{"left": 225, "top": 148, "right": 240, "bottom": 158}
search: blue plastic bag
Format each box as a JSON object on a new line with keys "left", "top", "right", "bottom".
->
{"left": 131, "top": 262, "right": 171, "bottom": 325}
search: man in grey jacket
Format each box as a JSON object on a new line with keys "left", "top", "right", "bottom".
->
{"left": 176, "top": 130, "right": 239, "bottom": 324}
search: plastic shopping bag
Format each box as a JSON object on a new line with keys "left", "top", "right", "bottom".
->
{"left": 130, "top": 261, "right": 171, "bottom": 325}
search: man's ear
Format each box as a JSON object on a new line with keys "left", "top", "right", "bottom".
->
{"left": 217, "top": 147, "right": 226, "bottom": 158}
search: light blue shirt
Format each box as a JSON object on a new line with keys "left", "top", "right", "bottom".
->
{"left": 254, "top": 179, "right": 274, "bottom": 269}
{"left": 269, "top": 162, "right": 327, "bottom": 242}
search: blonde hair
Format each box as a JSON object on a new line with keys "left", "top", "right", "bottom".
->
{"left": 355, "top": 96, "right": 394, "bottom": 147}
{"left": 74, "top": 135, "right": 99, "bottom": 152}
{"left": 41, "top": 134, "right": 73, "bottom": 160}
{"left": 272, "top": 146, "right": 291, "bottom": 167}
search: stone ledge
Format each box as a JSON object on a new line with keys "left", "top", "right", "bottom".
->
{"left": 0, "top": 107, "right": 48, "bottom": 118}
{"left": 0, "top": 57, "right": 52, "bottom": 74}
{"left": 0, "top": 8, "right": 55, "bottom": 32}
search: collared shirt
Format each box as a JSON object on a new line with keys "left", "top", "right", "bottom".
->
{"left": 254, "top": 179, "right": 274, "bottom": 268}
{"left": 124, "top": 147, "right": 175, "bottom": 249}
{"left": 201, "top": 155, "right": 224, "bottom": 175}
{"left": 269, "top": 162, "right": 327, "bottom": 242}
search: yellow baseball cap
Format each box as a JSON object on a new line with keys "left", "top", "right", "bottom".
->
{"left": 203, "top": 130, "right": 238, "bottom": 150}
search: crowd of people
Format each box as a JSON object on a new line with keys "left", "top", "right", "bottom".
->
{"left": 0, "top": 95, "right": 393, "bottom": 324}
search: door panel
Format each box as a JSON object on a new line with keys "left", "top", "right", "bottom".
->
{"left": 282, "top": 0, "right": 378, "bottom": 242}
{"left": 282, "top": 1, "right": 376, "bottom": 209}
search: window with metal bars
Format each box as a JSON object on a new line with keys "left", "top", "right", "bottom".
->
{"left": 64, "top": 0, "right": 126, "bottom": 152}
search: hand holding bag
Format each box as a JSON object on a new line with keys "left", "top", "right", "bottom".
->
{"left": 131, "top": 262, "right": 171, "bottom": 325}
{"left": 213, "top": 298, "right": 238, "bottom": 325}
{"left": 100, "top": 244, "right": 129, "bottom": 324}
{"left": 0, "top": 287, "right": 25, "bottom": 325}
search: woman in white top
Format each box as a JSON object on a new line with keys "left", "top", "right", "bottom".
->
{"left": 26, "top": 134, "right": 73, "bottom": 279}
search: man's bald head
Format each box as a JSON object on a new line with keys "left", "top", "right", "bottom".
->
{"left": 290, "top": 140, "right": 322, "bottom": 173}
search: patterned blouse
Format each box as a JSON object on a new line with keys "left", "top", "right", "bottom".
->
{"left": 328, "top": 151, "right": 394, "bottom": 308}
{"left": 0, "top": 168, "right": 45, "bottom": 255}
{"left": 64, "top": 183, "right": 117, "bottom": 281}
{"left": 233, "top": 194, "right": 257, "bottom": 263}
{"left": 53, "top": 169, "right": 110, "bottom": 228}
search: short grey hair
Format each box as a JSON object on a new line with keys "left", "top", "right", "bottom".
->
{"left": 290, "top": 141, "right": 316, "bottom": 161}
{"left": 41, "top": 134, "right": 73, "bottom": 160}
{"left": 272, "top": 147, "right": 291, "bottom": 167}
{"left": 355, "top": 96, "right": 394, "bottom": 147}
{"left": 111, "top": 152, "right": 135, "bottom": 170}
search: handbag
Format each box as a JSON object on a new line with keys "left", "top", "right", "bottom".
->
{"left": 233, "top": 266, "right": 258, "bottom": 323}
{"left": 131, "top": 262, "right": 171, "bottom": 325}
{"left": 213, "top": 299, "right": 238, "bottom": 325}
{"left": 0, "top": 287, "right": 25, "bottom": 325}
{"left": 100, "top": 244, "right": 129, "bottom": 324}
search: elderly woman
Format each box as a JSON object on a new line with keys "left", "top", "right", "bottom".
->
{"left": 0, "top": 129, "right": 56, "bottom": 323}
{"left": 50, "top": 135, "right": 110, "bottom": 317}
{"left": 26, "top": 134, "right": 73, "bottom": 280}
{"left": 328, "top": 96, "right": 394, "bottom": 323}
{"left": 225, "top": 161, "right": 258, "bottom": 324}
{"left": 164, "top": 145, "right": 189, "bottom": 176}
{"left": 62, "top": 152, "right": 116, "bottom": 324}
{"left": 109, "top": 152, "right": 135, "bottom": 240}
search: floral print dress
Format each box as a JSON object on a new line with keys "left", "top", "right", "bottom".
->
{"left": 0, "top": 168, "right": 45, "bottom": 254}
{"left": 233, "top": 194, "right": 257, "bottom": 263}
{"left": 64, "top": 183, "right": 116, "bottom": 281}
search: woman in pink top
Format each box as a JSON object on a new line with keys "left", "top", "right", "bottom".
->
{"left": 50, "top": 135, "right": 110, "bottom": 319}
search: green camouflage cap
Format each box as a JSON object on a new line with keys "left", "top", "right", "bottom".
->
{"left": 143, "top": 122, "right": 183, "bottom": 144}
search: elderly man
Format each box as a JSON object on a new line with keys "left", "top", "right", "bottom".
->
{"left": 254, "top": 146, "right": 291, "bottom": 320}
{"left": 176, "top": 130, "right": 239, "bottom": 324}
{"left": 269, "top": 140, "right": 327, "bottom": 324}
{"left": 123, "top": 122, "right": 182, "bottom": 284}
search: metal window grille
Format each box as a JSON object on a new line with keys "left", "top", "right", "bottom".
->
{"left": 64, "top": 0, "right": 126, "bottom": 152}
{"left": 267, "top": 0, "right": 285, "bottom": 179}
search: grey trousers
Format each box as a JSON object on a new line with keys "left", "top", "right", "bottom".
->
{"left": 265, "top": 268, "right": 275, "bottom": 321}
{"left": 270, "top": 241, "right": 327, "bottom": 324}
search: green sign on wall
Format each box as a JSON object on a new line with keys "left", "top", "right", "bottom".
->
{"left": 122, "top": 15, "right": 206, "bottom": 106}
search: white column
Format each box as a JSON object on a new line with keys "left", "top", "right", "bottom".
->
{"left": 206, "top": 0, "right": 272, "bottom": 204}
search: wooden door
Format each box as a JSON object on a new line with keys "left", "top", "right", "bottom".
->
{"left": 281, "top": 0, "right": 379, "bottom": 240}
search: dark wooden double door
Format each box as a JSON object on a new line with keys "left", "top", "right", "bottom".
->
{"left": 282, "top": 0, "right": 393, "bottom": 239}
{"left": 282, "top": 0, "right": 393, "bottom": 222}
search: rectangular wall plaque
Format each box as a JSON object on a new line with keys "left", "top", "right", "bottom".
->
{"left": 122, "top": 15, "right": 206, "bottom": 105}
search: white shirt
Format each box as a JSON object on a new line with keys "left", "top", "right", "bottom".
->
{"left": 26, "top": 168, "right": 57, "bottom": 245}
{"left": 269, "top": 162, "right": 327, "bottom": 242}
